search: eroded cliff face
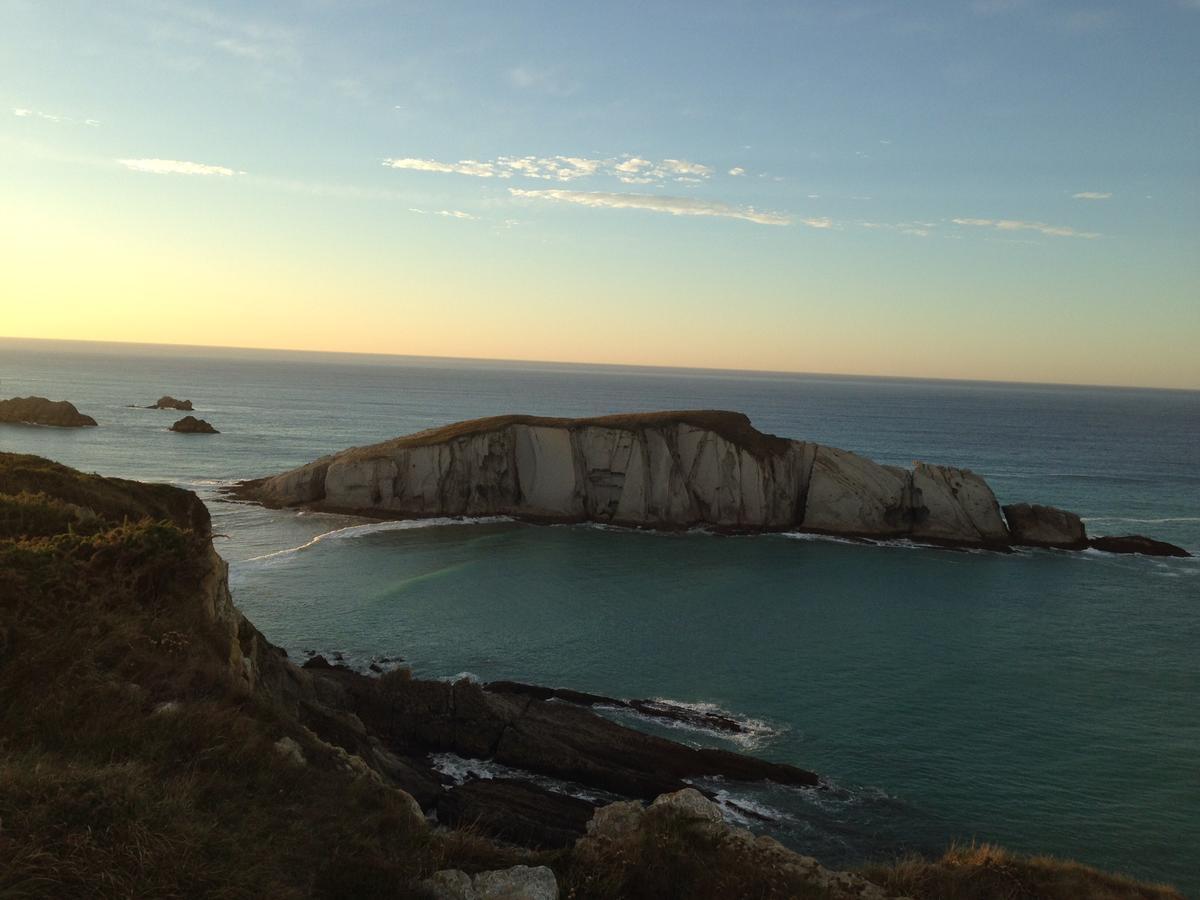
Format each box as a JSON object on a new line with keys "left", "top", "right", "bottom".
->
{"left": 237, "top": 411, "right": 1013, "bottom": 548}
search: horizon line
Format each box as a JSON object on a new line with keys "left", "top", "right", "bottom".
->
{"left": 1, "top": 333, "right": 1196, "bottom": 394}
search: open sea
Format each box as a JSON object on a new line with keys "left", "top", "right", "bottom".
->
{"left": 2, "top": 336, "right": 1197, "bottom": 894}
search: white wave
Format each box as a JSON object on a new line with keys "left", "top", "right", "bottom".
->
{"left": 1081, "top": 516, "right": 1200, "bottom": 524}
{"left": 242, "top": 515, "right": 513, "bottom": 562}
{"left": 173, "top": 477, "right": 237, "bottom": 488}
{"left": 599, "top": 698, "right": 783, "bottom": 750}
{"left": 429, "top": 752, "right": 619, "bottom": 804}
{"left": 707, "top": 788, "right": 793, "bottom": 826}
{"left": 779, "top": 532, "right": 981, "bottom": 553}
{"left": 439, "top": 671, "right": 480, "bottom": 684}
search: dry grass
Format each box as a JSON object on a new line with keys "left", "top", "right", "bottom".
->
{"left": 346, "top": 409, "right": 794, "bottom": 461}
{"left": 861, "top": 842, "right": 1183, "bottom": 900}
{"left": 557, "top": 807, "right": 834, "bottom": 900}
{"left": 0, "top": 452, "right": 532, "bottom": 899}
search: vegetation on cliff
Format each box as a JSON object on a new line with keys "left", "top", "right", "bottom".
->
{"left": 0, "top": 453, "right": 1183, "bottom": 898}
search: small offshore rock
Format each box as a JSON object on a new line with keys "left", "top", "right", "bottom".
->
{"left": 0, "top": 396, "right": 97, "bottom": 427}
{"left": 170, "top": 415, "right": 218, "bottom": 434}
{"left": 1089, "top": 534, "right": 1191, "bottom": 558}
{"left": 149, "top": 395, "right": 193, "bottom": 410}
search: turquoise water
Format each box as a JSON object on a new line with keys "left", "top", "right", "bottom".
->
{"left": 2, "top": 337, "right": 1198, "bottom": 892}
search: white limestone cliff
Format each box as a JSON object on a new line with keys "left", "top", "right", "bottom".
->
{"left": 235, "top": 411, "right": 1016, "bottom": 548}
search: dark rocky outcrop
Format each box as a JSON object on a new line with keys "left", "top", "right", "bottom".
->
{"left": 296, "top": 667, "right": 819, "bottom": 804}
{"left": 0, "top": 396, "right": 97, "bottom": 427}
{"left": 149, "top": 396, "right": 194, "bottom": 411}
{"left": 437, "top": 779, "right": 596, "bottom": 849}
{"left": 485, "top": 681, "right": 754, "bottom": 736}
{"left": 1002, "top": 503, "right": 1088, "bottom": 549}
{"left": 1089, "top": 535, "right": 1191, "bottom": 558}
{"left": 170, "top": 415, "right": 218, "bottom": 434}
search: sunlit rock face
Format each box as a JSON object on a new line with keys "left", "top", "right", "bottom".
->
{"left": 235, "top": 410, "right": 1022, "bottom": 549}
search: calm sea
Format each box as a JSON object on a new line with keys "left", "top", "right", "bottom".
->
{"left": 2, "top": 337, "right": 1197, "bottom": 893}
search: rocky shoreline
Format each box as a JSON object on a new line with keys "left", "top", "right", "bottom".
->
{"left": 232, "top": 410, "right": 1189, "bottom": 557}
{"left": 0, "top": 452, "right": 1185, "bottom": 898}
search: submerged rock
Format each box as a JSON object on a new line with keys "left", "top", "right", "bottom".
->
{"left": 170, "top": 415, "right": 218, "bottom": 434}
{"left": 0, "top": 396, "right": 97, "bottom": 427}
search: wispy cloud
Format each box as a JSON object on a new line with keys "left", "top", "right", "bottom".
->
{"left": 507, "top": 65, "right": 578, "bottom": 97}
{"left": 409, "top": 207, "right": 478, "bottom": 220}
{"left": 509, "top": 188, "right": 792, "bottom": 226}
{"left": 117, "top": 158, "right": 241, "bottom": 176}
{"left": 384, "top": 154, "right": 717, "bottom": 185}
{"left": 12, "top": 107, "right": 99, "bottom": 126}
{"left": 861, "top": 220, "right": 935, "bottom": 237}
{"left": 1072, "top": 191, "right": 1111, "bottom": 200}
{"left": 728, "top": 166, "right": 746, "bottom": 176}
{"left": 952, "top": 217, "right": 1100, "bottom": 239}
{"left": 385, "top": 158, "right": 502, "bottom": 177}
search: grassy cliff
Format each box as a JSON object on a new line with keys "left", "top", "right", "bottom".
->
{"left": 0, "top": 453, "right": 1183, "bottom": 899}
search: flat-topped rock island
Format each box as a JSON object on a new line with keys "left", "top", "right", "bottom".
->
{"left": 232, "top": 410, "right": 1188, "bottom": 556}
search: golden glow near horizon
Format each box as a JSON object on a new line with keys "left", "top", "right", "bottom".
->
{"left": 2, "top": 3, "right": 1198, "bottom": 390}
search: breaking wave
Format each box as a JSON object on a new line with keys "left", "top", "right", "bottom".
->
{"left": 243, "top": 515, "right": 513, "bottom": 562}
{"left": 597, "top": 697, "right": 784, "bottom": 751}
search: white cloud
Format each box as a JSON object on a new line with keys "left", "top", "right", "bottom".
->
{"left": 509, "top": 188, "right": 791, "bottom": 226}
{"left": 384, "top": 154, "right": 718, "bottom": 184}
{"left": 658, "top": 158, "right": 714, "bottom": 178}
{"left": 408, "top": 207, "right": 478, "bottom": 220}
{"left": 11, "top": 106, "right": 86, "bottom": 124}
{"left": 117, "top": 158, "right": 240, "bottom": 176}
{"left": 728, "top": 166, "right": 746, "bottom": 176}
{"left": 952, "top": 217, "right": 1099, "bottom": 239}
{"left": 1072, "top": 191, "right": 1111, "bottom": 200}
{"left": 384, "top": 157, "right": 500, "bottom": 177}
{"left": 861, "top": 220, "right": 934, "bottom": 237}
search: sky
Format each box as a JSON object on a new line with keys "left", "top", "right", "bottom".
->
{"left": 1, "top": 0, "right": 1197, "bottom": 388}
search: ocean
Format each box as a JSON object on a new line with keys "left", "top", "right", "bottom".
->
{"left": 2, "top": 336, "right": 1197, "bottom": 893}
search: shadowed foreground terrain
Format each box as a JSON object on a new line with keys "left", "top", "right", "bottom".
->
{"left": 0, "top": 452, "right": 1183, "bottom": 899}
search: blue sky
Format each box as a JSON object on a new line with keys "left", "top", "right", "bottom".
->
{"left": 2, "top": 0, "right": 1198, "bottom": 387}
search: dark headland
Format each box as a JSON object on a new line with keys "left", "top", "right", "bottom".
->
{"left": 232, "top": 410, "right": 1188, "bottom": 557}
{"left": 0, "top": 451, "right": 1184, "bottom": 898}
{"left": 0, "top": 395, "right": 97, "bottom": 428}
